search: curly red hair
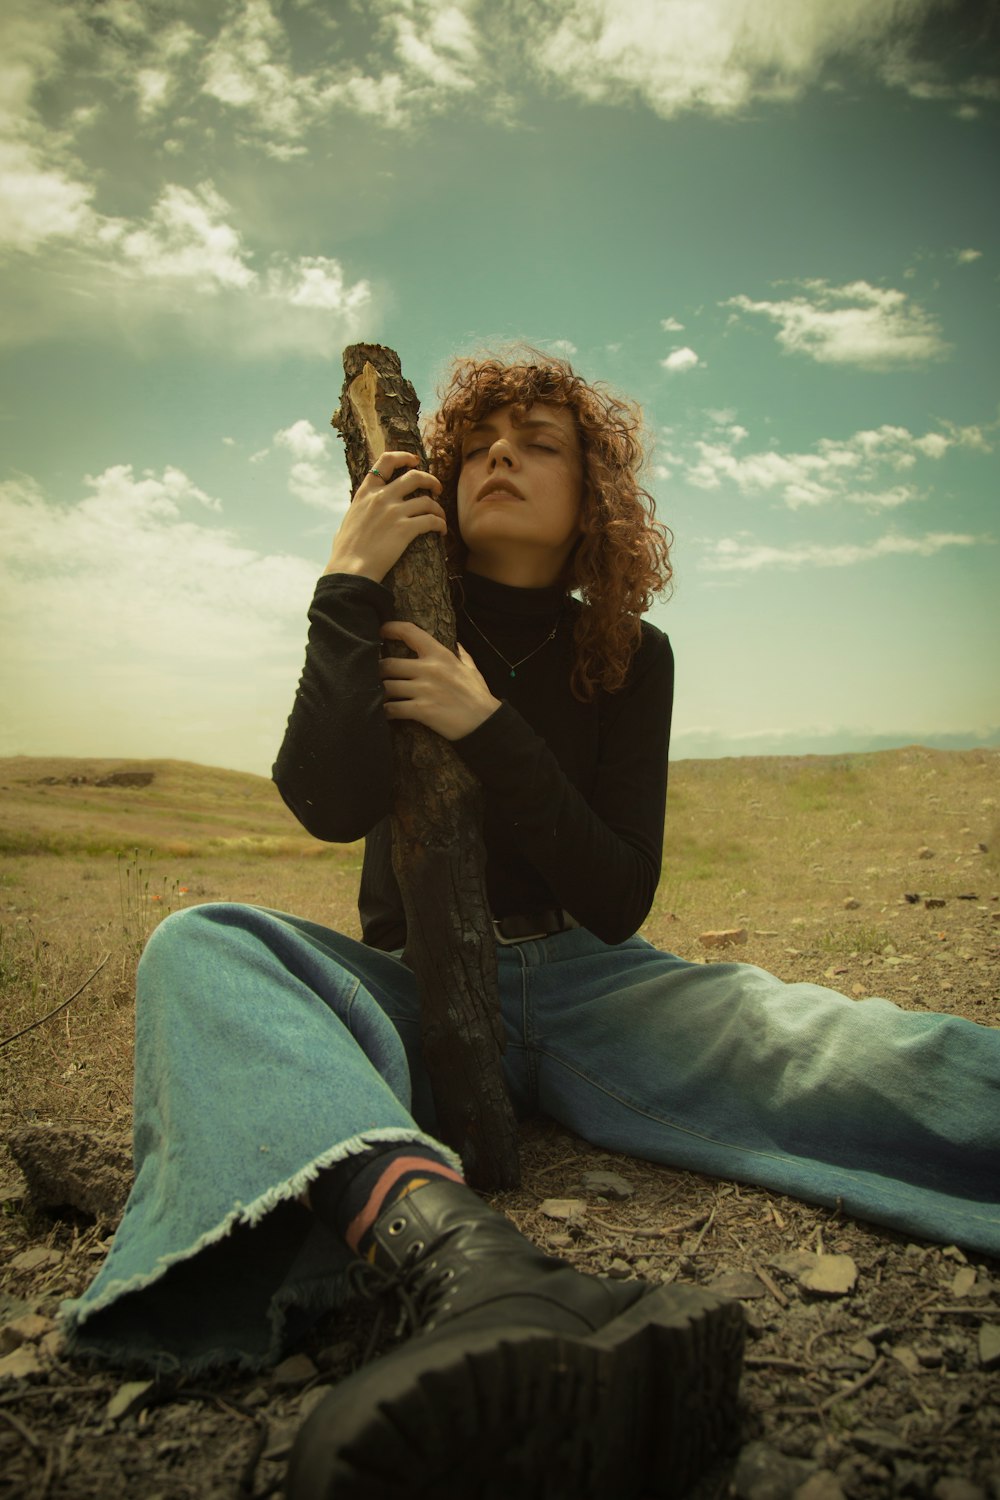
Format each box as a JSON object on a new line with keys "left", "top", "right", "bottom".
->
{"left": 424, "top": 349, "right": 673, "bottom": 699}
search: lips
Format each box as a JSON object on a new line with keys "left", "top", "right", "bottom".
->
{"left": 475, "top": 479, "right": 525, "bottom": 503}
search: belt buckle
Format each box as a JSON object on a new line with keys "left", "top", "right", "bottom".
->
{"left": 493, "top": 920, "right": 550, "bottom": 947}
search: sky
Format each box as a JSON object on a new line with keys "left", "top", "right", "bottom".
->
{"left": 1, "top": 0, "right": 998, "bottom": 777}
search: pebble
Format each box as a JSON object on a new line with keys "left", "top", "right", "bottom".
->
{"left": 918, "top": 846, "right": 935, "bottom": 859}
{"left": 270, "top": 1353, "right": 318, "bottom": 1387}
{"left": 842, "top": 897, "right": 861, "bottom": 910}
{"left": 10, "top": 1246, "right": 64, "bottom": 1272}
{"left": 932, "top": 1480, "right": 987, "bottom": 1500}
{"left": 952, "top": 1266, "right": 977, "bottom": 1297}
{"left": 698, "top": 928, "right": 748, "bottom": 948}
{"left": 579, "top": 1170, "right": 634, "bottom": 1200}
{"left": 538, "top": 1197, "right": 587, "bottom": 1221}
{"left": 733, "top": 1439, "right": 814, "bottom": 1499}
{"left": 707, "top": 1270, "right": 768, "bottom": 1300}
{"left": 106, "top": 1380, "right": 154, "bottom": 1422}
{"left": 0, "top": 1312, "right": 54, "bottom": 1355}
{"left": 0, "top": 1346, "right": 45, "bottom": 1382}
{"left": 771, "top": 1251, "right": 858, "bottom": 1297}
{"left": 889, "top": 1344, "right": 923, "bottom": 1376}
{"left": 793, "top": 1474, "right": 846, "bottom": 1500}
{"left": 977, "top": 1323, "right": 1000, "bottom": 1370}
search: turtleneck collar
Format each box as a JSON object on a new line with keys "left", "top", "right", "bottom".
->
{"left": 456, "top": 568, "right": 569, "bottom": 622}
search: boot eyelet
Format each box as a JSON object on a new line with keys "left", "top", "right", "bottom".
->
{"left": 387, "top": 1217, "right": 408, "bottom": 1236}
{"left": 440, "top": 1268, "right": 456, "bottom": 1283}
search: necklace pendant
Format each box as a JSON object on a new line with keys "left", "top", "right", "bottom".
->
{"left": 509, "top": 668, "right": 516, "bottom": 679}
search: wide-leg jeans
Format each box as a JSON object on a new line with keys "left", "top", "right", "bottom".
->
{"left": 62, "top": 902, "right": 1000, "bottom": 1371}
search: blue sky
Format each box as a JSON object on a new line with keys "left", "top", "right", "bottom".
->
{"left": 1, "top": 0, "right": 997, "bottom": 775}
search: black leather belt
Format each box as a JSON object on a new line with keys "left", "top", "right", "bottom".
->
{"left": 493, "top": 909, "right": 579, "bottom": 945}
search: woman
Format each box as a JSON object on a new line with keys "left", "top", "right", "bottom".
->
{"left": 64, "top": 352, "right": 999, "bottom": 1497}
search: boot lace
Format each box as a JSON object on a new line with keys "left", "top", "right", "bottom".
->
{"left": 346, "top": 1227, "right": 461, "bottom": 1363}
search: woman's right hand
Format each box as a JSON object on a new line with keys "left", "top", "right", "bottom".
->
{"left": 323, "top": 451, "right": 448, "bottom": 584}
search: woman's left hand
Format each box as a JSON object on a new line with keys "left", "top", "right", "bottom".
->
{"left": 379, "top": 621, "right": 501, "bottom": 741}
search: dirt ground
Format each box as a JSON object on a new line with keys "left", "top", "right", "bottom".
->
{"left": 1, "top": 747, "right": 998, "bottom": 1499}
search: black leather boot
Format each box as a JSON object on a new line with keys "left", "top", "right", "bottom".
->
{"left": 286, "top": 1179, "right": 744, "bottom": 1499}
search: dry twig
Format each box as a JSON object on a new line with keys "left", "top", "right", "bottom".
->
{"left": 0, "top": 954, "right": 110, "bottom": 1049}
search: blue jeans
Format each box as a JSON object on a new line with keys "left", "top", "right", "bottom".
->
{"left": 62, "top": 903, "right": 1000, "bottom": 1371}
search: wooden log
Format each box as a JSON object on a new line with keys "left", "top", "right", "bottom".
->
{"left": 332, "top": 344, "right": 520, "bottom": 1190}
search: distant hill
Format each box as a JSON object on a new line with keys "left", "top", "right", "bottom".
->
{"left": 0, "top": 756, "right": 348, "bottom": 857}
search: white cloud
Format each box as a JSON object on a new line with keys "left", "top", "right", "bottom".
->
{"left": 115, "top": 182, "right": 256, "bottom": 291}
{"left": 543, "top": 338, "right": 579, "bottom": 357}
{"left": 660, "top": 316, "right": 684, "bottom": 332}
{"left": 0, "top": 466, "right": 319, "bottom": 771}
{"left": 661, "top": 346, "right": 701, "bottom": 373}
{"left": 685, "top": 418, "right": 988, "bottom": 511}
{"left": 1, "top": 172, "right": 373, "bottom": 356}
{"left": 0, "top": 138, "right": 96, "bottom": 252}
{"left": 275, "top": 420, "right": 329, "bottom": 464}
{"left": 725, "top": 280, "right": 949, "bottom": 369}
{"left": 520, "top": 0, "right": 952, "bottom": 120}
{"left": 955, "top": 248, "right": 982, "bottom": 265}
{"left": 274, "top": 420, "right": 351, "bottom": 511}
{"left": 700, "top": 531, "right": 985, "bottom": 572}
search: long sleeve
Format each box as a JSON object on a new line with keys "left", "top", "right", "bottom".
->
{"left": 272, "top": 573, "right": 396, "bottom": 842}
{"left": 453, "top": 624, "right": 673, "bottom": 944}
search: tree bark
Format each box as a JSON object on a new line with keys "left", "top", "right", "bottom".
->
{"left": 332, "top": 344, "right": 520, "bottom": 1190}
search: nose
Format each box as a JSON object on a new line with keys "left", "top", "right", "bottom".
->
{"left": 488, "top": 436, "right": 517, "bottom": 469}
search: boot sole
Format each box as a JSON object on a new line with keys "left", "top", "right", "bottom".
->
{"left": 286, "top": 1283, "right": 745, "bottom": 1499}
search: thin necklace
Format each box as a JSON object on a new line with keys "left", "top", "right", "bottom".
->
{"left": 461, "top": 607, "right": 561, "bottom": 679}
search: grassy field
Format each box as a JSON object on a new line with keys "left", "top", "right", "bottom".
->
{"left": 2, "top": 748, "right": 998, "bottom": 1498}
{"left": 2, "top": 745, "right": 997, "bottom": 1133}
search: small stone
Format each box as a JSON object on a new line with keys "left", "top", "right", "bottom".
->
{"left": 794, "top": 1474, "right": 846, "bottom": 1500}
{"left": 706, "top": 1271, "right": 767, "bottom": 1300}
{"left": 941, "top": 1245, "right": 968, "bottom": 1263}
{"left": 977, "top": 1323, "right": 1000, "bottom": 1370}
{"left": 918, "top": 846, "right": 935, "bottom": 859}
{"left": 849, "top": 1337, "right": 877, "bottom": 1362}
{"left": 606, "top": 1258, "right": 632, "bottom": 1280}
{"left": 843, "top": 897, "right": 861, "bottom": 910}
{"left": 10, "top": 1247, "right": 63, "bottom": 1272}
{"left": 772, "top": 1251, "right": 857, "bottom": 1296}
{"left": 913, "top": 1343, "right": 944, "bottom": 1367}
{"left": 952, "top": 1266, "right": 977, "bottom": 1297}
{"left": 39, "top": 1330, "right": 63, "bottom": 1361}
{"left": 924, "top": 897, "right": 946, "bottom": 909}
{"left": 733, "top": 1439, "right": 814, "bottom": 1499}
{"left": 851, "top": 1426, "right": 911, "bottom": 1458}
{"left": 0, "top": 1313, "right": 54, "bottom": 1355}
{"left": 106, "top": 1379, "right": 155, "bottom": 1422}
{"left": 271, "top": 1353, "right": 318, "bottom": 1387}
{"left": 851, "top": 983, "right": 866, "bottom": 997}
{"left": 801, "top": 1254, "right": 857, "bottom": 1296}
{"left": 932, "top": 1480, "right": 987, "bottom": 1500}
{"left": 539, "top": 1197, "right": 587, "bottom": 1221}
{"left": 890, "top": 1344, "right": 922, "bottom": 1376}
{"left": 0, "top": 1346, "right": 45, "bottom": 1382}
{"left": 579, "top": 1170, "right": 634, "bottom": 1200}
{"left": 698, "top": 928, "right": 749, "bottom": 948}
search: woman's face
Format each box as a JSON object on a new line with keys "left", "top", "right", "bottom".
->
{"left": 455, "top": 403, "right": 585, "bottom": 588}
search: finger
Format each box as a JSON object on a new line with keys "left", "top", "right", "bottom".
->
{"left": 380, "top": 620, "right": 438, "bottom": 651}
{"left": 371, "top": 450, "right": 420, "bottom": 480}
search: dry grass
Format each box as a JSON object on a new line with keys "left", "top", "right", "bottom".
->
{"left": 2, "top": 744, "right": 997, "bottom": 1130}
{"left": 0, "top": 747, "right": 998, "bottom": 1498}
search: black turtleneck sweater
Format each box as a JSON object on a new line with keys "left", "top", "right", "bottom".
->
{"left": 273, "top": 570, "right": 674, "bottom": 949}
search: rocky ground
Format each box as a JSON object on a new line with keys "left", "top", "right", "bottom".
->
{"left": 1, "top": 747, "right": 998, "bottom": 1498}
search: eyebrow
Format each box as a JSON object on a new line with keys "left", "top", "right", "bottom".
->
{"left": 463, "top": 417, "right": 569, "bottom": 440}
